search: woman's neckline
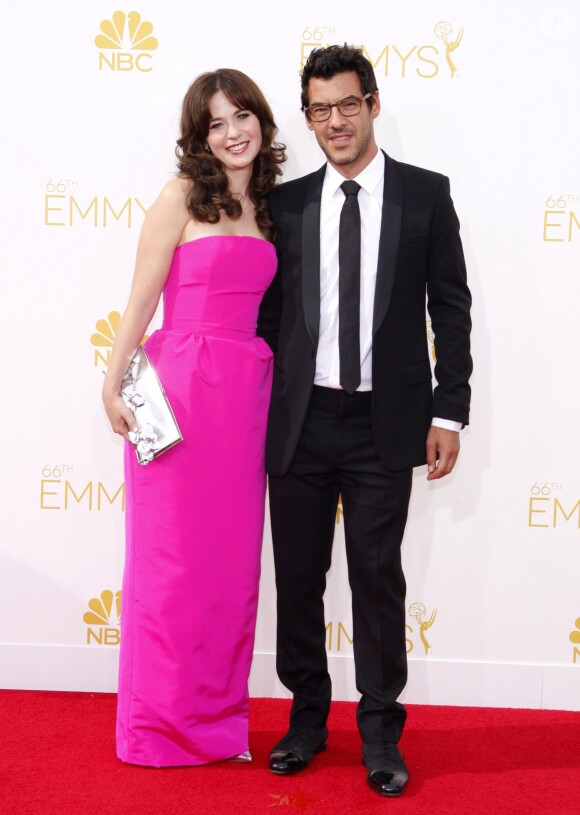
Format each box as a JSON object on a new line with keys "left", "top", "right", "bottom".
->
{"left": 176, "top": 235, "right": 272, "bottom": 250}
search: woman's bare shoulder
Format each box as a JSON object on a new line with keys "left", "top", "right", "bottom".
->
{"left": 155, "top": 176, "right": 191, "bottom": 209}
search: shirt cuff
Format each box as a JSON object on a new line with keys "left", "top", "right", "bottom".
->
{"left": 431, "top": 417, "right": 462, "bottom": 432}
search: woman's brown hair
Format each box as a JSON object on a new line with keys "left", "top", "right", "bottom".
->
{"left": 176, "top": 69, "right": 286, "bottom": 240}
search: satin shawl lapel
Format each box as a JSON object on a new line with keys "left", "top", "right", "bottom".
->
{"left": 372, "top": 152, "right": 402, "bottom": 337}
{"left": 301, "top": 165, "right": 326, "bottom": 353}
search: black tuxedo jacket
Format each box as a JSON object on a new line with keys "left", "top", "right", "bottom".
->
{"left": 257, "top": 151, "right": 472, "bottom": 476}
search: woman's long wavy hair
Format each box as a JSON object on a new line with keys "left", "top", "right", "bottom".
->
{"left": 176, "top": 69, "right": 286, "bottom": 241}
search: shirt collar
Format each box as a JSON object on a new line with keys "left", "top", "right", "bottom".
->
{"left": 323, "top": 149, "right": 385, "bottom": 198}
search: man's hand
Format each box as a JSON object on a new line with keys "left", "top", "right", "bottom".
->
{"left": 426, "top": 426, "right": 460, "bottom": 481}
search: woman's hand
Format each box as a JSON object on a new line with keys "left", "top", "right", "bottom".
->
{"left": 103, "top": 390, "right": 138, "bottom": 442}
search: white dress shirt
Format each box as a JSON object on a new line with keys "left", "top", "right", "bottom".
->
{"left": 314, "top": 149, "right": 461, "bottom": 432}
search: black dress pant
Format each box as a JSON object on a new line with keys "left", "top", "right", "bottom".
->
{"left": 268, "top": 386, "right": 413, "bottom": 744}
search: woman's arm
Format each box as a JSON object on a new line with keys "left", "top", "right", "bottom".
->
{"left": 102, "top": 178, "right": 191, "bottom": 440}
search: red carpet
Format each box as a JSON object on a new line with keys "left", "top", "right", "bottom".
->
{"left": 2, "top": 692, "right": 579, "bottom": 814}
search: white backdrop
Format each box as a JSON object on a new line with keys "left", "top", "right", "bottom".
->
{"left": 1, "top": 0, "right": 579, "bottom": 709}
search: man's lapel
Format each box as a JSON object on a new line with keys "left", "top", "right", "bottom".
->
{"left": 372, "top": 152, "right": 402, "bottom": 337}
{"left": 301, "top": 164, "right": 326, "bottom": 353}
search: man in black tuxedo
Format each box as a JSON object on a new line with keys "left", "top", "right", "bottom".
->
{"left": 257, "top": 45, "right": 472, "bottom": 797}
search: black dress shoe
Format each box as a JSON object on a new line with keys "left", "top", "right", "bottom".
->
{"left": 362, "top": 741, "right": 409, "bottom": 797}
{"left": 269, "top": 725, "right": 328, "bottom": 775}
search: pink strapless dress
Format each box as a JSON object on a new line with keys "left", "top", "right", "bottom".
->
{"left": 117, "top": 236, "right": 276, "bottom": 766}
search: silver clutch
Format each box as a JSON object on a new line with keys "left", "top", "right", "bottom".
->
{"left": 120, "top": 346, "right": 183, "bottom": 465}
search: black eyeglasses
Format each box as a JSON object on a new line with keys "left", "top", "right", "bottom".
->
{"left": 304, "top": 92, "right": 374, "bottom": 122}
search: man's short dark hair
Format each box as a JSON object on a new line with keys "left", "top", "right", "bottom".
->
{"left": 300, "top": 44, "right": 378, "bottom": 111}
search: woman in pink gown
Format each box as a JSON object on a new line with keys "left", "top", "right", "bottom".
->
{"left": 102, "top": 70, "right": 285, "bottom": 766}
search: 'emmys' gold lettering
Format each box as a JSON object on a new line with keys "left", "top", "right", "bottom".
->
{"left": 337, "top": 622, "right": 353, "bottom": 651}
{"left": 553, "top": 499, "right": 580, "bottom": 527}
{"left": 568, "top": 211, "right": 579, "bottom": 241}
{"left": 44, "top": 195, "right": 66, "bottom": 226}
{"left": 362, "top": 45, "right": 419, "bottom": 77}
{"left": 528, "top": 497, "right": 549, "bottom": 527}
{"left": 391, "top": 46, "right": 417, "bottom": 77}
{"left": 86, "top": 627, "right": 120, "bottom": 645}
{"left": 303, "top": 43, "right": 449, "bottom": 78}
{"left": 70, "top": 196, "right": 98, "bottom": 227}
{"left": 336, "top": 500, "right": 343, "bottom": 525}
{"left": 40, "top": 480, "right": 125, "bottom": 510}
{"left": 543, "top": 211, "right": 565, "bottom": 241}
{"left": 325, "top": 621, "right": 353, "bottom": 651}
{"left": 98, "top": 482, "right": 125, "bottom": 511}
{"left": 103, "top": 197, "right": 131, "bottom": 227}
{"left": 416, "top": 45, "right": 439, "bottom": 78}
{"left": 65, "top": 481, "right": 93, "bottom": 510}
{"left": 40, "top": 480, "right": 60, "bottom": 510}
{"left": 529, "top": 497, "right": 580, "bottom": 527}
{"left": 361, "top": 45, "right": 389, "bottom": 74}
{"left": 99, "top": 52, "right": 153, "bottom": 72}
{"left": 45, "top": 196, "right": 148, "bottom": 228}
{"left": 573, "top": 647, "right": 580, "bottom": 664}
{"left": 405, "top": 623, "right": 414, "bottom": 654}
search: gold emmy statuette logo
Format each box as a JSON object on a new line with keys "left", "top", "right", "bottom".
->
{"left": 434, "top": 21, "right": 463, "bottom": 78}
{"left": 426, "top": 320, "right": 437, "bottom": 362}
{"left": 95, "top": 11, "right": 158, "bottom": 72}
{"left": 84, "top": 590, "right": 121, "bottom": 645}
{"left": 408, "top": 602, "right": 437, "bottom": 655}
{"left": 91, "top": 311, "right": 148, "bottom": 367}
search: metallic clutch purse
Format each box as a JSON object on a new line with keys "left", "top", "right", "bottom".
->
{"left": 120, "top": 346, "right": 183, "bottom": 465}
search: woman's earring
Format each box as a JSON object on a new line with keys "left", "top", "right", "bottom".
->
{"left": 204, "top": 144, "right": 211, "bottom": 153}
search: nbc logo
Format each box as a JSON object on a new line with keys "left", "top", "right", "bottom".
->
{"left": 91, "top": 311, "right": 120, "bottom": 368}
{"left": 95, "top": 10, "right": 158, "bottom": 72}
{"left": 84, "top": 590, "right": 121, "bottom": 645}
{"left": 91, "top": 311, "right": 148, "bottom": 367}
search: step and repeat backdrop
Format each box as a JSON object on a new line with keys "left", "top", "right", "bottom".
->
{"left": 1, "top": 1, "right": 578, "bottom": 708}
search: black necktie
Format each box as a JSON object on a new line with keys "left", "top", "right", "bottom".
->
{"left": 339, "top": 180, "right": 362, "bottom": 394}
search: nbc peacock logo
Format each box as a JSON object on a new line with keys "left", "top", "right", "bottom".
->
{"left": 84, "top": 590, "right": 121, "bottom": 645}
{"left": 91, "top": 311, "right": 148, "bottom": 368}
{"left": 91, "top": 311, "right": 121, "bottom": 368}
{"left": 95, "top": 10, "right": 158, "bottom": 72}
